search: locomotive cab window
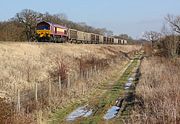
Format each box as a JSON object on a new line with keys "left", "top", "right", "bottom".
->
{"left": 37, "top": 25, "right": 50, "bottom": 30}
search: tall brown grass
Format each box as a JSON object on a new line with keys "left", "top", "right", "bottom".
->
{"left": 0, "top": 42, "right": 141, "bottom": 123}
{"left": 129, "top": 57, "right": 180, "bottom": 124}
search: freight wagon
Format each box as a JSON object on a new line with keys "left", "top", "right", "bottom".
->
{"left": 103, "top": 36, "right": 107, "bottom": 44}
{"left": 99, "top": 35, "right": 104, "bottom": 44}
{"left": 114, "top": 38, "right": 119, "bottom": 44}
{"left": 90, "top": 33, "right": 96, "bottom": 44}
{"left": 68, "top": 29, "right": 77, "bottom": 42}
{"left": 84, "top": 32, "right": 91, "bottom": 43}
{"left": 77, "top": 31, "right": 85, "bottom": 43}
{"left": 95, "top": 34, "right": 100, "bottom": 44}
{"left": 68, "top": 29, "right": 87, "bottom": 43}
{"left": 123, "top": 40, "right": 128, "bottom": 44}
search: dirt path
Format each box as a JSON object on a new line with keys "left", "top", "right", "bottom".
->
{"left": 49, "top": 53, "right": 142, "bottom": 124}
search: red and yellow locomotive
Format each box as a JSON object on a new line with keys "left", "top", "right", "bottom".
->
{"left": 36, "top": 21, "right": 68, "bottom": 42}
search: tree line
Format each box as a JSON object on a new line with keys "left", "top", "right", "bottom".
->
{"left": 0, "top": 9, "right": 115, "bottom": 41}
{"left": 143, "top": 14, "right": 180, "bottom": 58}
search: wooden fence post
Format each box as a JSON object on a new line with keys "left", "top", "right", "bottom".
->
{"left": 67, "top": 74, "right": 70, "bottom": 88}
{"left": 97, "top": 69, "right": 99, "bottom": 75}
{"left": 14, "top": 81, "right": 16, "bottom": 94}
{"left": 86, "top": 70, "right": 89, "bottom": 79}
{"left": 35, "top": 82, "right": 38, "bottom": 103}
{"left": 48, "top": 81, "right": 52, "bottom": 106}
{"left": 74, "top": 71, "right": 78, "bottom": 81}
{"left": 82, "top": 84, "right": 84, "bottom": 95}
{"left": 58, "top": 75, "right": 62, "bottom": 91}
{"left": 17, "top": 89, "right": 20, "bottom": 113}
{"left": 91, "top": 67, "right": 93, "bottom": 76}
{"left": 94, "top": 65, "right": 97, "bottom": 74}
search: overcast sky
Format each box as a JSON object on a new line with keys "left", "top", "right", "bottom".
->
{"left": 1, "top": 0, "right": 180, "bottom": 38}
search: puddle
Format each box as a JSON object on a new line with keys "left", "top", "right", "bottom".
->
{"left": 83, "top": 109, "right": 93, "bottom": 117}
{"left": 128, "top": 77, "right": 134, "bottom": 81}
{"left": 66, "top": 106, "right": 93, "bottom": 121}
{"left": 103, "top": 106, "right": 120, "bottom": 120}
{"left": 124, "top": 77, "right": 134, "bottom": 89}
{"left": 124, "top": 82, "right": 132, "bottom": 89}
{"left": 103, "top": 77, "right": 135, "bottom": 120}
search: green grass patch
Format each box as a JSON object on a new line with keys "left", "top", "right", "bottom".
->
{"left": 49, "top": 102, "right": 83, "bottom": 124}
{"left": 78, "top": 57, "right": 140, "bottom": 124}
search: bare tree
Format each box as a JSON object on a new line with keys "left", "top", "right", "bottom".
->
{"left": 97, "top": 28, "right": 108, "bottom": 35}
{"left": 106, "top": 30, "right": 113, "bottom": 36}
{"left": 118, "top": 34, "right": 129, "bottom": 39}
{"left": 54, "top": 13, "right": 68, "bottom": 20}
{"left": 160, "top": 14, "right": 180, "bottom": 57}
{"left": 78, "top": 22, "right": 87, "bottom": 27}
{"left": 143, "top": 31, "right": 162, "bottom": 47}
{"left": 15, "top": 9, "right": 41, "bottom": 41}
{"left": 165, "top": 14, "right": 180, "bottom": 34}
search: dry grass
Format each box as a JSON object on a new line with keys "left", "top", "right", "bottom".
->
{"left": 0, "top": 42, "right": 140, "bottom": 97}
{"left": 0, "top": 42, "right": 140, "bottom": 123}
{"left": 129, "top": 57, "right": 180, "bottom": 124}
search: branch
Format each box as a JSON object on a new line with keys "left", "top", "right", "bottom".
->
{"left": 165, "top": 14, "right": 180, "bottom": 34}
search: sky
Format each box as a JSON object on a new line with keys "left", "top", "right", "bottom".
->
{"left": 1, "top": 0, "right": 180, "bottom": 38}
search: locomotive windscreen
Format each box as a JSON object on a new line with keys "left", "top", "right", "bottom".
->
{"left": 37, "top": 25, "right": 50, "bottom": 30}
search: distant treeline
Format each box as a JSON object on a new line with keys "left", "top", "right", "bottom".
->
{"left": 0, "top": 9, "right": 133, "bottom": 42}
{"left": 142, "top": 14, "right": 180, "bottom": 58}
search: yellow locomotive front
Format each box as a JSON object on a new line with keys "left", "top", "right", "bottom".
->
{"left": 36, "top": 21, "right": 51, "bottom": 41}
{"left": 36, "top": 30, "right": 50, "bottom": 38}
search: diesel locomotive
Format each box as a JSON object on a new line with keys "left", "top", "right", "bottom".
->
{"left": 36, "top": 21, "right": 127, "bottom": 44}
{"left": 36, "top": 21, "right": 68, "bottom": 42}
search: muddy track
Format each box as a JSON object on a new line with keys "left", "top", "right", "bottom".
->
{"left": 50, "top": 53, "right": 142, "bottom": 124}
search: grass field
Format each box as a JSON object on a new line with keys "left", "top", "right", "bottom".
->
{"left": 0, "top": 42, "right": 140, "bottom": 97}
{"left": 0, "top": 42, "right": 141, "bottom": 123}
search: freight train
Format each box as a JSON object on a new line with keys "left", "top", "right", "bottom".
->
{"left": 36, "top": 21, "right": 127, "bottom": 44}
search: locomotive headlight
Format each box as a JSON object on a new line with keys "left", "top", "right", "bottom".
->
{"left": 36, "top": 30, "right": 50, "bottom": 38}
